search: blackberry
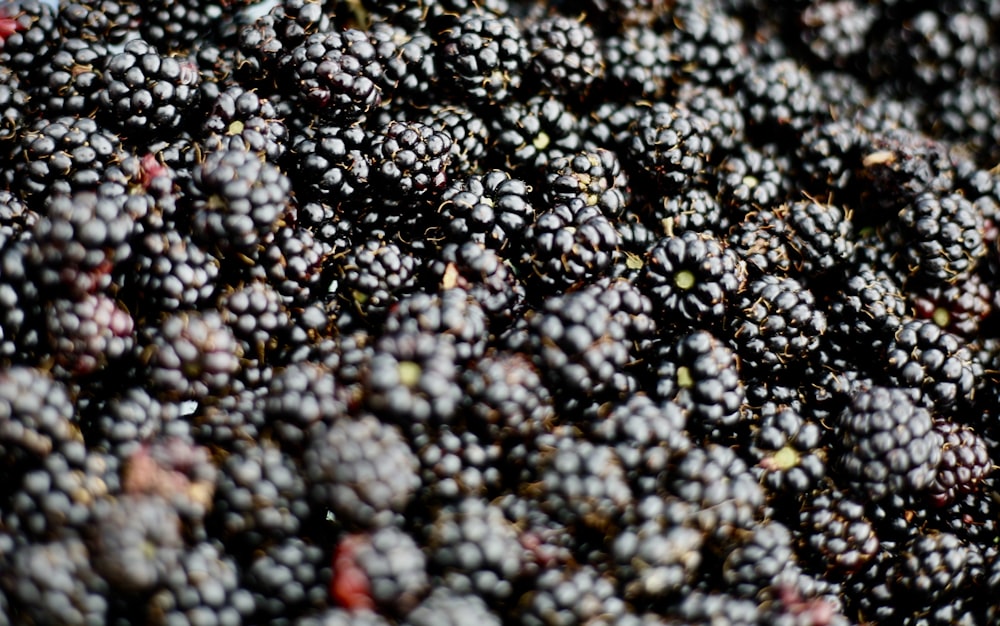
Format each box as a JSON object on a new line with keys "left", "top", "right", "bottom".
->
{"left": 833, "top": 385, "right": 943, "bottom": 502}
{"left": 420, "top": 104, "right": 490, "bottom": 179}
{"left": 727, "top": 274, "right": 827, "bottom": 377}
{"left": 927, "top": 417, "right": 992, "bottom": 507}
{"left": 0, "top": 66, "right": 29, "bottom": 150}
{"left": 654, "top": 186, "right": 727, "bottom": 237}
{"left": 583, "top": 100, "right": 643, "bottom": 155}
{"left": 527, "top": 197, "right": 621, "bottom": 288}
{"left": 669, "top": 3, "right": 744, "bottom": 87}
{"left": 892, "top": 191, "right": 987, "bottom": 287}
{"left": 784, "top": 199, "right": 855, "bottom": 281}
{"left": 0, "top": 366, "right": 80, "bottom": 481}
{"left": 927, "top": 79, "right": 1000, "bottom": 167}
{"left": 889, "top": 531, "right": 986, "bottom": 613}
{"left": 600, "top": 25, "right": 673, "bottom": 100}
{"left": 244, "top": 537, "right": 330, "bottom": 621}
{"left": 911, "top": 273, "right": 993, "bottom": 339}
{"left": 675, "top": 83, "right": 747, "bottom": 157}
{"left": 187, "top": 145, "right": 293, "bottom": 260}
{"left": 523, "top": 14, "right": 604, "bottom": 99}
{"left": 29, "top": 36, "right": 106, "bottom": 118}
{"left": 797, "top": 482, "right": 880, "bottom": 576}
{"left": 434, "top": 10, "right": 529, "bottom": 106}
{"left": 799, "top": 0, "right": 878, "bottom": 69}
{"left": 296, "top": 608, "right": 394, "bottom": 626}
{"left": 714, "top": 144, "right": 791, "bottom": 215}
{"left": 825, "top": 266, "right": 907, "bottom": 362}
{"left": 0, "top": 0, "right": 58, "bottom": 85}
{"left": 79, "top": 386, "right": 176, "bottom": 460}
{"left": 140, "top": 310, "right": 243, "bottom": 403}
{"left": 99, "top": 39, "right": 201, "bottom": 140}
{"left": 438, "top": 169, "right": 535, "bottom": 252}
{"left": 641, "top": 230, "right": 746, "bottom": 331}
{"left": 413, "top": 423, "right": 503, "bottom": 502}
{"left": 200, "top": 86, "right": 289, "bottom": 164}
{"left": 515, "top": 564, "right": 626, "bottom": 626}
{"left": 55, "top": 0, "right": 140, "bottom": 45}
{"left": 857, "top": 128, "right": 955, "bottom": 217}
{"left": 370, "top": 119, "right": 453, "bottom": 204}
{"left": 590, "top": 394, "right": 691, "bottom": 497}
{"left": 627, "top": 102, "right": 714, "bottom": 196}
{"left": 304, "top": 412, "right": 419, "bottom": 530}
{"left": 138, "top": 0, "right": 221, "bottom": 54}
{"left": 209, "top": 441, "right": 310, "bottom": 549}
{"left": 87, "top": 494, "right": 183, "bottom": 594}
{"left": 261, "top": 361, "right": 346, "bottom": 453}
{"left": 750, "top": 407, "right": 827, "bottom": 498}
{"left": 883, "top": 318, "right": 976, "bottom": 410}
{"left": 147, "top": 540, "right": 256, "bottom": 626}
{"left": 490, "top": 94, "right": 586, "bottom": 176}
{"left": 653, "top": 331, "right": 745, "bottom": 443}
{"left": 126, "top": 228, "right": 221, "bottom": 317}
{"left": 579, "top": 277, "right": 659, "bottom": 356}
{"left": 368, "top": 21, "right": 439, "bottom": 109}
{"left": 404, "top": 588, "right": 503, "bottom": 626}
{"left": 259, "top": 225, "right": 333, "bottom": 308}
{"left": 429, "top": 242, "right": 527, "bottom": 332}
{"left": 424, "top": 497, "right": 525, "bottom": 605}
{"left": 332, "top": 527, "right": 429, "bottom": 616}
{"left": 329, "top": 237, "right": 422, "bottom": 327}
{"left": 43, "top": 291, "right": 135, "bottom": 380}
{"left": 722, "top": 520, "right": 799, "bottom": 599}
{"left": 383, "top": 289, "right": 488, "bottom": 362}
{"left": 738, "top": 59, "right": 825, "bottom": 144}
{"left": 8, "top": 115, "right": 124, "bottom": 204}
{"left": 292, "top": 122, "right": 373, "bottom": 207}
{"left": 288, "top": 30, "right": 386, "bottom": 124}
{"left": 612, "top": 504, "right": 703, "bottom": 601}
{"left": 541, "top": 148, "right": 629, "bottom": 219}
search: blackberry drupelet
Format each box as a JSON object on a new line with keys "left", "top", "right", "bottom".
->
{"left": 304, "top": 412, "right": 419, "bottom": 530}
{"left": 641, "top": 230, "right": 746, "bottom": 331}
{"left": 833, "top": 385, "right": 942, "bottom": 502}
{"left": 523, "top": 14, "right": 604, "bottom": 99}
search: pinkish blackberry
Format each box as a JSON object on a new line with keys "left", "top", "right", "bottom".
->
{"left": 438, "top": 169, "right": 535, "bottom": 252}
{"left": 99, "top": 39, "right": 201, "bottom": 140}
{"left": 750, "top": 407, "right": 827, "bottom": 497}
{"left": 434, "top": 10, "right": 528, "bottom": 106}
{"left": 884, "top": 318, "right": 976, "bottom": 410}
{"left": 641, "top": 230, "right": 746, "bottom": 331}
{"left": 304, "top": 412, "right": 419, "bottom": 530}
{"left": 600, "top": 25, "right": 672, "bottom": 100}
{"left": 527, "top": 197, "right": 621, "bottom": 288}
{"left": 140, "top": 310, "right": 243, "bottom": 403}
{"left": 332, "top": 528, "right": 429, "bottom": 616}
{"left": 288, "top": 29, "right": 386, "bottom": 124}
{"left": 523, "top": 14, "right": 604, "bottom": 99}
{"left": 8, "top": 115, "right": 124, "bottom": 203}
{"left": 910, "top": 273, "right": 992, "bottom": 339}
{"left": 653, "top": 331, "right": 745, "bottom": 443}
{"left": 727, "top": 274, "right": 827, "bottom": 377}
{"left": 797, "top": 481, "right": 880, "bottom": 576}
{"left": 627, "top": 102, "right": 714, "bottom": 196}
{"left": 833, "top": 385, "right": 943, "bottom": 502}
{"left": 43, "top": 291, "right": 135, "bottom": 380}
{"left": 892, "top": 191, "right": 987, "bottom": 287}
{"left": 186, "top": 145, "right": 293, "bottom": 259}
{"left": 542, "top": 148, "right": 629, "bottom": 219}
{"left": 424, "top": 497, "right": 525, "bottom": 606}
{"left": 927, "top": 417, "right": 992, "bottom": 507}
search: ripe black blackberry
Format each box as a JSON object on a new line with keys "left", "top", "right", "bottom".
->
{"left": 8, "top": 115, "right": 124, "bottom": 204}
{"left": 515, "top": 564, "right": 626, "bottom": 626}
{"left": 856, "top": 128, "right": 955, "bottom": 218}
{"left": 627, "top": 102, "right": 714, "bottom": 196}
{"left": 79, "top": 386, "right": 176, "bottom": 460}
{"left": 200, "top": 86, "right": 289, "bottom": 164}
{"left": 99, "top": 39, "right": 201, "bottom": 140}
{"left": 579, "top": 277, "right": 659, "bottom": 357}
{"left": 259, "top": 225, "right": 332, "bottom": 308}
{"left": 589, "top": 394, "right": 691, "bottom": 497}
{"left": 799, "top": 0, "right": 878, "bottom": 69}
{"left": 429, "top": 242, "right": 527, "bottom": 332}
{"left": 126, "top": 228, "right": 221, "bottom": 317}
{"left": 438, "top": 169, "right": 535, "bottom": 252}
{"left": 675, "top": 83, "right": 747, "bottom": 157}
{"left": 383, "top": 289, "right": 488, "bottom": 363}
{"left": 28, "top": 36, "right": 106, "bottom": 118}
{"left": 825, "top": 266, "right": 907, "bottom": 364}
{"left": 883, "top": 318, "right": 976, "bottom": 410}
{"left": 738, "top": 59, "right": 825, "bottom": 145}
{"left": 892, "top": 191, "right": 987, "bottom": 287}
{"left": 405, "top": 588, "right": 503, "bottom": 626}
{"left": 490, "top": 94, "right": 586, "bottom": 177}
{"left": 714, "top": 145, "right": 791, "bottom": 218}
{"left": 927, "top": 79, "right": 1000, "bottom": 168}
{"left": 653, "top": 186, "right": 727, "bottom": 237}
{"left": 541, "top": 148, "right": 629, "bottom": 219}
{"left": 641, "top": 230, "right": 746, "bottom": 331}
{"left": 413, "top": 423, "right": 504, "bottom": 503}
{"left": 722, "top": 520, "right": 799, "bottom": 599}
{"left": 260, "top": 361, "right": 346, "bottom": 454}
{"left": 750, "top": 407, "right": 827, "bottom": 498}
{"left": 137, "top": 0, "right": 223, "bottom": 54}
{"left": 523, "top": 14, "right": 604, "bottom": 100}
{"left": 55, "top": 0, "right": 140, "bottom": 44}
{"left": 424, "top": 496, "right": 525, "bottom": 607}
{"left": 434, "top": 9, "right": 529, "bottom": 107}
{"left": 833, "top": 385, "right": 943, "bottom": 502}
{"left": 927, "top": 417, "right": 992, "bottom": 507}
{"left": 420, "top": 104, "right": 490, "bottom": 179}
{"left": 287, "top": 29, "right": 387, "bottom": 124}
{"left": 332, "top": 527, "right": 429, "bottom": 616}
{"left": 600, "top": 25, "right": 672, "bottom": 100}
{"left": 669, "top": 3, "right": 744, "bottom": 87}
{"left": 140, "top": 310, "right": 243, "bottom": 403}
{"left": 527, "top": 197, "right": 621, "bottom": 288}
{"left": 291, "top": 122, "right": 374, "bottom": 207}
{"left": 304, "top": 412, "right": 419, "bottom": 530}
{"left": 186, "top": 145, "right": 292, "bottom": 260}
{"left": 797, "top": 481, "right": 880, "bottom": 577}
{"left": 146, "top": 540, "right": 255, "bottom": 626}
{"left": 727, "top": 274, "right": 827, "bottom": 378}
{"left": 784, "top": 199, "right": 855, "bottom": 281}
{"left": 370, "top": 119, "right": 453, "bottom": 203}
{"left": 368, "top": 21, "right": 438, "bottom": 110}
{"left": 329, "top": 237, "right": 422, "bottom": 328}
{"left": 244, "top": 536, "right": 331, "bottom": 621}
{"left": 653, "top": 331, "right": 745, "bottom": 443}
{"left": 0, "top": 0, "right": 58, "bottom": 85}
{"left": 888, "top": 531, "right": 986, "bottom": 616}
